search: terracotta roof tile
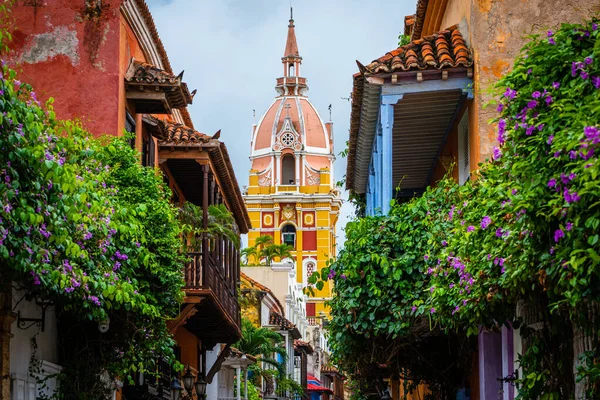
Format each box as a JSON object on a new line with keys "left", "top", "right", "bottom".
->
{"left": 294, "top": 339, "right": 314, "bottom": 354}
{"left": 269, "top": 310, "right": 296, "bottom": 331}
{"left": 364, "top": 26, "right": 472, "bottom": 75}
{"left": 411, "top": 0, "right": 430, "bottom": 40}
{"left": 125, "top": 59, "right": 194, "bottom": 110}
{"left": 152, "top": 119, "right": 211, "bottom": 145}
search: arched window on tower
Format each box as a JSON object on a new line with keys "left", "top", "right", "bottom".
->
{"left": 281, "top": 224, "right": 296, "bottom": 249}
{"left": 281, "top": 154, "right": 296, "bottom": 185}
{"left": 288, "top": 63, "right": 295, "bottom": 77}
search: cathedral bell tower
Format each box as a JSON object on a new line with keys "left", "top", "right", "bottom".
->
{"left": 243, "top": 10, "right": 341, "bottom": 320}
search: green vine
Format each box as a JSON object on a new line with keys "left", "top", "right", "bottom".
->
{"left": 311, "top": 17, "right": 600, "bottom": 399}
{"left": 1, "top": 23, "right": 185, "bottom": 400}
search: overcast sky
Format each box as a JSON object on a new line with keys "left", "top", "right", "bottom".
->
{"left": 147, "top": 0, "right": 415, "bottom": 247}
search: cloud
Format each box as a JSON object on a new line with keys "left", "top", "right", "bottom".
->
{"left": 146, "top": 0, "right": 414, "bottom": 248}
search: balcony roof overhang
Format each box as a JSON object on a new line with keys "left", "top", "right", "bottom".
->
{"left": 125, "top": 58, "right": 195, "bottom": 114}
{"left": 144, "top": 117, "right": 251, "bottom": 233}
{"left": 346, "top": 25, "right": 474, "bottom": 195}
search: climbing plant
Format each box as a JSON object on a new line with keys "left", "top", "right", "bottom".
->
{"left": 0, "top": 36, "right": 185, "bottom": 400}
{"left": 312, "top": 17, "right": 600, "bottom": 400}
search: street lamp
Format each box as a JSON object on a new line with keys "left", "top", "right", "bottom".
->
{"left": 172, "top": 367, "right": 207, "bottom": 400}
{"left": 183, "top": 367, "right": 195, "bottom": 393}
{"left": 194, "top": 374, "right": 207, "bottom": 400}
{"left": 171, "top": 377, "right": 183, "bottom": 400}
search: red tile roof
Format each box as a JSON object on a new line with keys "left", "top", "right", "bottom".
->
{"left": 294, "top": 339, "right": 314, "bottom": 354}
{"left": 153, "top": 119, "right": 212, "bottom": 145}
{"left": 411, "top": 0, "right": 430, "bottom": 40}
{"left": 364, "top": 25, "right": 471, "bottom": 74}
{"left": 269, "top": 310, "right": 295, "bottom": 331}
{"left": 125, "top": 59, "right": 194, "bottom": 110}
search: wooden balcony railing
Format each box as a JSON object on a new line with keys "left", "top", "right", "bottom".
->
{"left": 184, "top": 234, "right": 241, "bottom": 329}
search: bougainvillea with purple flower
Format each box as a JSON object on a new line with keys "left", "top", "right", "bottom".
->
{"left": 0, "top": 50, "right": 185, "bottom": 392}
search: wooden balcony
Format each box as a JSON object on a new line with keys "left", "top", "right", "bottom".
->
{"left": 182, "top": 235, "right": 241, "bottom": 348}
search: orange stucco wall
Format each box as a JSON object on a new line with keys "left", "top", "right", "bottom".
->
{"left": 9, "top": 0, "right": 123, "bottom": 137}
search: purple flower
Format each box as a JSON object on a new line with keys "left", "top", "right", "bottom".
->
{"left": 481, "top": 216, "right": 491, "bottom": 229}
{"left": 532, "top": 91, "right": 541, "bottom": 98}
{"left": 584, "top": 126, "right": 599, "bottom": 141}
{"left": 554, "top": 229, "right": 565, "bottom": 242}
{"left": 547, "top": 135, "right": 554, "bottom": 145}
{"left": 547, "top": 30, "right": 553, "bottom": 37}
{"left": 585, "top": 57, "right": 593, "bottom": 65}
{"left": 570, "top": 150, "right": 578, "bottom": 160}
{"left": 411, "top": 306, "right": 417, "bottom": 312}
{"left": 39, "top": 224, "right": 51, "bottom": 239}
{"left": 83, "top": 231, "right": 93, "bottom": 240}
{"left": 441, "top": 240, "right": 447, "bottom": 247}
{"left": 430, "top": 308, "right": 435, "bottom": 314}
{"left": 496, "top": 228, "right": 504, "bottom": 238}
{"left": 340, "top": 274, "right": 347, "bottom": 280}
{"left": 493, "top": 147, "right": 502, "bottom": 160}
{"left": 548, "top": 37, "right": 556, "bottom": 45}
{"left": 593, "top": 77, "right": 600, "bottom": 89}
{"left": 31, "top": 271, "right": 41, "bottom": 285}
{"left": 503, "top": 87, "right": 517, "bottom": 100}
{"left": 526, "top": 126, "right": 535, "bottom": 136}
{"left": 430, "top": 286, "right": 435, "bottom": 293}
{"left": 88, "top": 295, "right": 102, "bottom": 307}
{"left": 554, "top": 151, "right": 561, "bottom": 158}
{"left": 548, "top": 178, "right": 557, "bottom": 188}
{"left": 497, "top": 103, "right": 504, "bottom": 112}
{"left": 452, "top": 306, "right": 460, "bottom": 315}
{"left": 527, "top": 100, "right": 538, "bottom": 109}
{"left": 566, "top": 222, "right": 573, "bottom": 231}
{"left": 424, "top": 255, "right": 429, "bottom": 261}
{"left": 545, "top": 96, "right": 553, "bottom": 105}
{"left": 552, "top": 82, "right": 560, "bottom": 89}
{"left": 563, "top": 188, "right": 581, "bottom": 203}
{"left": 581, "top": 71, "right": 589, "bottom": 80}
{"left": 527, "top": 68, "right": 533, "bottom": 75}
{"left": 467, "top": 225, "right": 475, "bottom": 233}
{"left": 327, "top": 269, "right": 336, "bottom": 280}
{"left": 593, "top": 23, "right": 598, "bottom": 31}
{"left": 63, "top": 259, "right": 73, "bottom": 272}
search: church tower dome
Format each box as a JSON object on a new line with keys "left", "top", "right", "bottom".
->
{"left": 244, "top": 9, "right": 341, "bottom": 320}
{"left": 250, "top": 9, "right": 334, "bottom": 186}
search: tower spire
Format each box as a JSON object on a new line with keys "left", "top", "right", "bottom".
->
{"left": 284, "top": 8, "right": 299, "bottom": 58}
